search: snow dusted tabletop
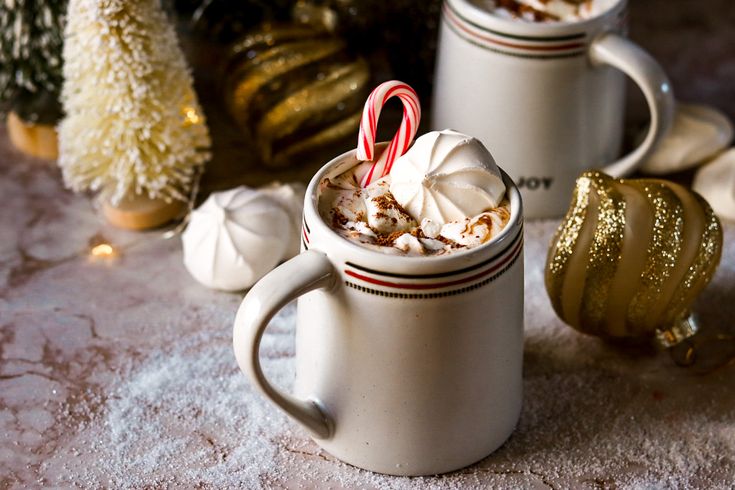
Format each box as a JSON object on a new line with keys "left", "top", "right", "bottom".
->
{"left": 1, "top": 124, "right": 735, "bottom": 489}
{"left": 3, "top": 2, "right": 735, "bottom": 484}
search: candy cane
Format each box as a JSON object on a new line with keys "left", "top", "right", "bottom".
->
{"left": 357, "top": 81, "right": 421, "bottom": 187}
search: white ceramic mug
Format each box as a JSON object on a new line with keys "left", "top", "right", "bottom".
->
{"left": 233, "top": 148, "right": 524, "bottom": 476}
{"left": 432, "top": 0, "right": 675, "bottom": 218}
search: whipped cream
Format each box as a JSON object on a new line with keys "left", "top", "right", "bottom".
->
{"left": 480, "top": 0, "right": 607, "bottom": 23}
{"left": 389, "top": 130, "right": 506, "bottom": 226}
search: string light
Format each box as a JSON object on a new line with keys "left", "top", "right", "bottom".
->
{"left": 183, "top": 107, "right": 201, "bottom": 126}
{"left": 90, "top": 243, "right": 117, "bottom": 259}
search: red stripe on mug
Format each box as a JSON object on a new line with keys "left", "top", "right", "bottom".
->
{"left": 344, "top": 237, "right": 523, "bottom": 290}
{"left": 443, "top": 4, "right": 585, "bottom": 52}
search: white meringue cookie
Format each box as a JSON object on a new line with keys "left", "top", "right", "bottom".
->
{"left": 348, "top": 220, "right": 376, "bottom": 237}
{"left": 182, "top": 184, "right": 303, "bottom": 291}
{"left": 390, "top": 129, "right": 506, "bottom": 225}
{"left": 693, "top": 148, "right": 735, "bottom": 222}
{"left": 259, "top": 182, "right": 306, "bottom": 258}
{"left": 641, "top": 103, "right": 734, "bottom": 175}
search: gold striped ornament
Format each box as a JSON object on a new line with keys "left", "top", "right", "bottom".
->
{"left": 223, "top": 23, "right": 370, "bottom": 169}
{"left": 545, "top": 171, "right": 723, "bottom": 346}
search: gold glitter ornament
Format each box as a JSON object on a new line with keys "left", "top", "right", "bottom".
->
{"left": 223, "top": 23, "right": 370, "bottom": 169}
{"left": 545, "top": 171, "right": 723, "bottom": 345}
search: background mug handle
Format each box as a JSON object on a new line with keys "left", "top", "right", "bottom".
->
{"left": 233, "top": 250, "right": 336, "bottom": 439}
{"left": 590, "top": 33, "right": 675, "bottom": 178}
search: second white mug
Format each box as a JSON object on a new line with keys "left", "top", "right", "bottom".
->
{"left": 432, "top": 0, "right": 675, "bottom": 218}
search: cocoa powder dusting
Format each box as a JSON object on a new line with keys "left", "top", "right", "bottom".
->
{"left": 374, "top": 231, "right": 407, "bottom": 247}
{"left": 372, "top": 194, "right": 414, "bottom": 223}
{"left": 331, "top": 209, "right": 350, "bottom": 228}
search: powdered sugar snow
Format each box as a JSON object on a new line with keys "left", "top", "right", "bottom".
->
{"left": 50, "top": 221, "right": 735, "bottom": 489}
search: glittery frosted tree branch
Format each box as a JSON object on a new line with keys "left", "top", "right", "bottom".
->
{"left": 58, "top": 0, "right": 211, "bottom": 205}
{"left": 0, "top": 0, "right": 66, "bottom": 124}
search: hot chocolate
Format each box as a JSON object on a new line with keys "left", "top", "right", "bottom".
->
{"left": 319, "top": 130, "right": 511, "bottom": 256}
{"left": 475, "top": 0, "right": 609, "bottom": 23}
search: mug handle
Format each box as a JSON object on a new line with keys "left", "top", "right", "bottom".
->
{"left": 232, "top": 250, "right": 336, "bottom": 439}
{"left": 589, "top": 33, "right": 675, "bottom": 178}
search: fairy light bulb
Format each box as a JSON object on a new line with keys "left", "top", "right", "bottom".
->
{"left": 90, "top": 243, "right": 117, "bottom": 259}
{"left": 183, "top": 107, "right": 201, "bottom": 126}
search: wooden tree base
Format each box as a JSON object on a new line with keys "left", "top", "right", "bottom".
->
{"left": 7, "top": 112, "right": 59, "bottom": 160}
{"left": 102, "top": 194, "right": 185, "bottom": 230}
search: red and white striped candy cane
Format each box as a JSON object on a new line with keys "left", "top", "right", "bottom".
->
{"left": 357, "top": 81, "right": 421, "bottom": 187}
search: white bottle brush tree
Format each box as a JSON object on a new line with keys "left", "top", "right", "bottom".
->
{"left": 0, "top": 0, "right": 67, "bottom": 159}
{"left": 59, "top": 0, "right": 211, "bottom": 209}
{"left": 0, "top": 0, "right": 66, "bottom": 124}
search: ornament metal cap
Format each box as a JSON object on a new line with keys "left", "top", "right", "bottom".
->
{"left": 655, "top": 313, "right": 699, "bottom": 349}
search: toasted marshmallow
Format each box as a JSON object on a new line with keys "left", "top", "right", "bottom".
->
{"left": 393, "top": 233, "right": 425, "bottom": 254}
{"left": 440, "top": 212, "right": 500, "bottom": 247}
{"left": 517, "top": 0, "right": 581, "bottom": 19}
{"left": 419, "top": 237, "right": 447, "bottom": 252}
{"left": 420, "top": 218, "right": 442, "bottom": 239}
{"left": 492, "top": 0, "right": 606, "bottom": 22}
{"left": 364, "top": 179, "right": 417, "bottom": 233}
